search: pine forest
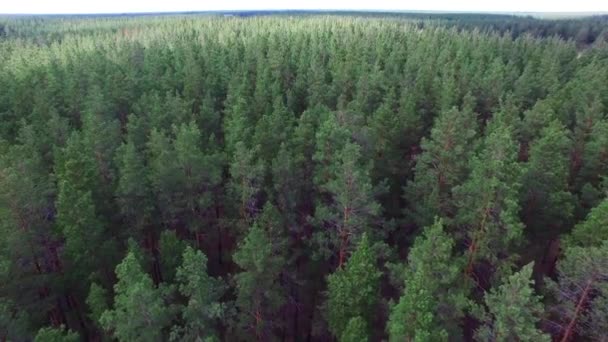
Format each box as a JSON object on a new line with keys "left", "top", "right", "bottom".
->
{"left": 1, "top": 12, "right": 608, "bottom": 341}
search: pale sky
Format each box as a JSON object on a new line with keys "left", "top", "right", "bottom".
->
{"left": 1, "top": 0, "right": 607, "bottom": 15}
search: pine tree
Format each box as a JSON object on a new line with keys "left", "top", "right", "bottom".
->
{"left": 253, "top": 96, "right": 295, "bottom": 164}
{"left": 158, "top": 230, "right": 188, "bottom": 284}
{"left": 404, "top": 98, "right": 479, "bottom": 228}
{"left": 387, "top": 219, "right": 467, "bottom": 340}
{"left": 147, "top": 128, "right": 178, "bottom": 225}
{"left": 270, "top": 142, "right": 302, "bottom": 230}
{"left": 368, "top": 87, "right": 422, "bottom": 216}
{"left": 0, "top": 142, "right": 56, "bottom": 327}
{"left": 567, "top": 198, "right": 608, "bottom": 247}
{"left": 223, "top": 75, "right": 254, "bottom": 157}
{"left": 55, "top": 132, "right": 113, "bottom": 286}
{"left": 232, "top": 204, "right": 287, "bottom": 341}
{"left": 172, "top": 121, "right": 223, "bottom": 234}
{"left": 86, "top": 282, "right": 109, "bottom": 324}
{"left": 520, "top": 120, "right": 574, "bottom": 234}
{"left": 80, "top": 110, "right": 121, "bottom": 218}
{"left": 314, "top": 142, "right": 382, "bottom": 267}
{"left": 388, "top": 272, "right": 442, "bottom": 341}
{"left": 287, "top": 105, "right": 325, "bottom": 218}
{"left": 519, "top": 100, "right": 556, "bottom": 146}
{"left": 171, "top": 246, "right": 225, "bottom": 341}
{"left": 148, "top": 122, "right": 223, "bottom": 233}
{"left": 454, "top": 120, "right": 524, "bottom": 280}
{"left": 100, "top": 252, "right": 173, "bottom": 342}
{"left": 548, "top": 241, "right": 608, "bottom": 342}
{"left": 115, "top": 140, "right": 153, "bottom": 235}
{"left": 576, "top": 119, "right": 608, "bottom": 213}
{"left": 474, "top": 263, "right": 549, "bottom": 342}
{"left": 313, "top": 110, "right": 351, "bottom": 188}
{"left": 228, "top": 142, "right": 265, "bottom": 225}
{"left": 325, "top": 234, "right": 381, "bottom": 340}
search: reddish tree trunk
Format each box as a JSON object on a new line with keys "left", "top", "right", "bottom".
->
{"left": 560, "top": 278, "right": 594, "bottom": 342}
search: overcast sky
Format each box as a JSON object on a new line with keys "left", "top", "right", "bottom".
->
{"left": 1, "top": 0, "right": 607, "bottom": 15}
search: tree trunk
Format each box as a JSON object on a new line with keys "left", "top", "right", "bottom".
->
{"left": 560, "top": 278, "right": 594, "bottom": 342}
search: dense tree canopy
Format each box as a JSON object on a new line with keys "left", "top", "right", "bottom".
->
{"left": 1, "top": 12, "right": 608, "bottom": 341}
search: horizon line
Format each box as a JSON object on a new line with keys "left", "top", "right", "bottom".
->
{"left": 1, "top": 9, "right": 608, "bottom": 16}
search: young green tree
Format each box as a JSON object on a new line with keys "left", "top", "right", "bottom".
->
{"left": 453, "top": 121, "right": 524, "bottom": 280}
{"left": 172, "top": 121, "right": 223, "bottom": 233}
{"left": 404, "top": 98, "right": 479, "bottom": 228}
{"left": 148, "top": 122, "right": 223, "bottom": 238}
{"left": 520, "top": 120, "right": 574, "bottom": 234}
{"left": 387, "top": 219, "right": 467, "bottom": 340}
{"left": 55, "top": 132, "right": 114, "bottom": 287}
{"left": 325, "top": 234, "right": 381, "bottom": 340}
{"left": 86, "top": 282, "right": 109, "bottom": 324}
{"left": 223, "top": 75, "right": 254, "bottom": 157}
{"left": 158, "top": 230, "right": 188, "bottom": 284}
{"left": 388, "top": 272, "right": 442, "bottom": 341}
{"left": 575, "top": 119, "right": 608, "bottom": 213}
{"left": 252, "top": 96, "right": 295, "bottom": 164}
{"left": 171, "top": 246, "right": 225, "bottom": 342}
{"left": 474, "top": 263, "right": 549, "bottom": 342}
{"left": 80, "top": 110, "right": 122, "bottom": 218}
{"left": 519, "top": 100, "right": 556, "bottom": 146}
{"left": 232, "top": 204, "right": 287, "bottom": 341}
{"left": 312, "top": 111, "right": 351, "bottom": 188}
{"left": 146, "top": 128, "right": 177, "bottom": 226}
{"left": 100, "top": 252, "right": 173, "bottom": 342}
{"left": 314, "top": 142, "right": 383, "bottom": 267}
{"left": 228, "top": 142, "right": 265, "bottom": 225}
{"left": 270, "top": 142, "right": 302, "bottom": 230}
{"left": 368, "top": 87, "right": 423, "bottom": 216}
{"left": 115, "top": 140, "right": 153, "bottom": 236}
{"left": 566, "top": 198, "right": 608, "bottom": 247}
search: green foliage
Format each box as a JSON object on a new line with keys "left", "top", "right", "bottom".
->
{"left": 158, "top": 230, "right": 188, "bottom": 284}
{"left": 567, "top": 199, "right": 608, "bottom": 247}
{"left": 232, "top": 204, "right": 287, "bottom": 340}
{"left": 314, "top": 141, "right": 383, "bottom": 263}
{"left": 521, "top": 120, "right": 574, "bottom": 233}
{"left": 454, "top": 119, "right": 524, "bottom": 276}
{"left": 34, "top": 326, "right": 79, "bottom": 342}
{"left": 340, "top": 316, "right": 369, "bottom": 342}
{"left": 228, "top": 142, "right": 265, "bottom": 224}
{"left": 148, "top": 122, "right": 223, "bottom": 231}
{"left": 253, "top": 97, "right": 295, "bottom": 163}
{"left": 86, "top": 282, "right": 109, "bottom": 324}
{"left": 171, "top": 246, "right": 225, "bottom": 341}
{"left": 474, "top": 263, "right": 549, "bottom": 342}
{"left": 100, "top": 252, "right": 173, "bottom": 342}
{"left": 0, "top": 142, "right": 55, "bottom": 328}
{"left": 388, "top": 273, "right": 442, "bottom": 341}
{"left": 325, "top": 234, "right": 381, "bottom": 339}
{"left": 548, "top": 241, "right": 608, "bottom": 342}
{"left": 115, "top": 140, "right": 153, "bottom": 232}
{"left": 0, "top": 298, "right": 32, "bottom": 341}
{"left": 405, "top": 99, "right": 479, "bottom": 227}
{"left": 388, "top": 219, "right": 466, "bottom": 340}
{"left": 55, "top": 132, "right": 112, "bottom": 286}
{"left": 1, "top": 13, "right": 608, "bottom": 341}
